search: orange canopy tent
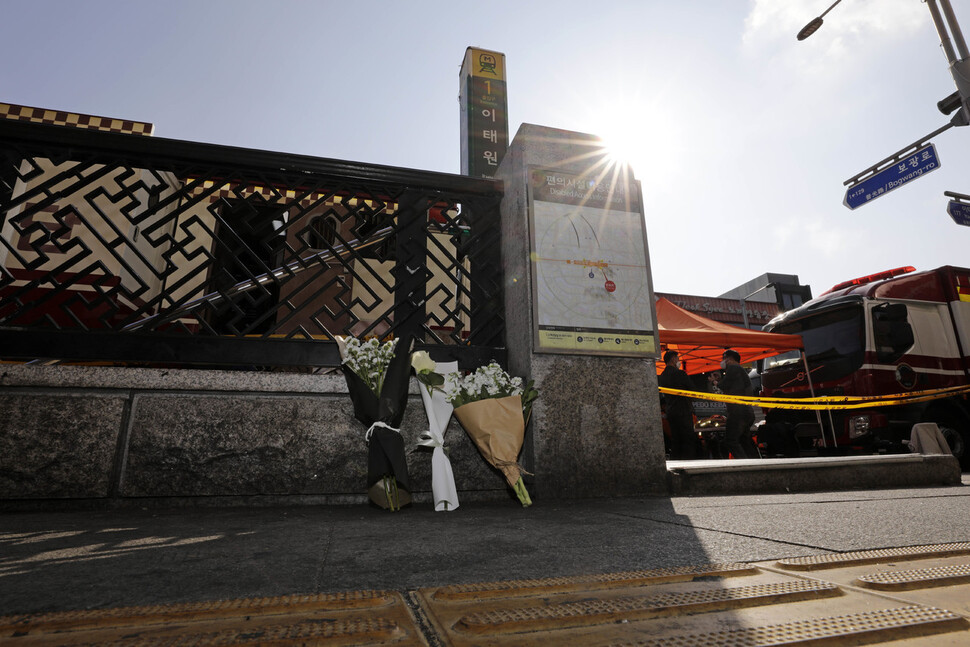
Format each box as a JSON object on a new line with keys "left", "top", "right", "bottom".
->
{"left": 656, "top": 297, "right": 804, "bottom": 375}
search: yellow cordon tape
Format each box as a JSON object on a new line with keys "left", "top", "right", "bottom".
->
{"left": 658, "top": 384, "right": 970, "bottom": 411}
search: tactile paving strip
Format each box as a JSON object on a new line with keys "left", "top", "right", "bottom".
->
{"left": 9, "top": 552, "right": 970, "bottom": 646}
{"left": 0, "top": 591, "right": 427, "bottom": 646}
{"left": 432, "top": 563, "right": 757, "bottom": 601}
{"left": 0, "top": 591, "right": 392, "bottom": 635}
{"left": 419, "top": 558, "right": 970, "bottom": 646}
{"left": 454, "top": 580, "right": 840, "bottom": 634}
{"left": 777, "top": 542, "right": 970, "bottom": 570}
{"left": 857, "top": 564, "right": 970, "bottom": 591}
{"left": 604, "top": 606, "right": 967, "bottom": 647}
{"left": 73, "top": 617, "right": 404, "bottom": 647}
{"left": 767, "top": 542, "right": 970, "bottom": 632}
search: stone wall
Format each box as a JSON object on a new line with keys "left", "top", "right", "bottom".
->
{"left": 0, "top": 365, "right": 510, "bottom": 507}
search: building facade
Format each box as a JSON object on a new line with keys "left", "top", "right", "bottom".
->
{"left": 658, "top": 273, "right": 813, "bottom": 330}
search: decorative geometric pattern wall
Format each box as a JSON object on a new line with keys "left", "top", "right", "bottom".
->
{"left": 0, "top": 120, "right": 505, "bottom": 368}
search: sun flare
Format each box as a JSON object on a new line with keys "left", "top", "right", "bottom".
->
{"left": 591, "top": 102, "right": 686, "bottom": 190}
{"left": 595, "top": 111, "right": 658, "bottom": 183}
{"left": 602, "top": 132, "right": 639, "bottom": 174}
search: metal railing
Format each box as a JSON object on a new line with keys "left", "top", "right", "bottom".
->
{"left": 0, "top": 120, "right": 506, "bottom": 369}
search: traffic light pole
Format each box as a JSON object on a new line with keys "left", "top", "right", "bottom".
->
{"left": 841, "top": 1, "right": 970, "bottom": 193}
{"left": 926, "top": 0, "right": 970, "bottom": 123}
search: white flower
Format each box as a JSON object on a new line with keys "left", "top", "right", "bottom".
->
{"left": 411, "top": 350, "right": 436, "bottom": 373}
{"left": 446, "top": 361, "right": 531, "bottom": 408}
{"left": 335, "top": 335, "right": 352, "bottom": 362}
{"left": 338, "top": 335, "right": 399, "bottom": 395}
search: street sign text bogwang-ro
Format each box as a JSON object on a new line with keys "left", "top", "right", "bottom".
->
{"left": 844, "top": 144, "right": 941, "bottom": 210}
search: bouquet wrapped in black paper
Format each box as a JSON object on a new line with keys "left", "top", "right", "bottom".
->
{"left": 336, "top": 335, "right": 414, "bottom": 510}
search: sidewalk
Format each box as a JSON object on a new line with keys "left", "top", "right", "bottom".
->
{"left": 3, "top": 477, "right": 970, "bottom": 616}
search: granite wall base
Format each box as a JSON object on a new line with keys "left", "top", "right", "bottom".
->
{"left": 0, "top": 366, "right": 509, "bottom": 506}
{"left": 528, "top": 355, "right": 666, "bottom": 498}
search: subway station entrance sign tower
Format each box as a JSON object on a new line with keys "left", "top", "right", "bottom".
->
{"left": 459, "top": 47, "right": 509, "bottom": 179}
{"left": 459, "top": 47, "right": 665, "bottom": 496}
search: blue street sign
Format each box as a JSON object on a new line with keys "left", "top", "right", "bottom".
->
{"left": 844, "top": 144, "right": 941, "bottom": 210}
{"left": 948, "top": 200, "right": 970, "bottom": 227}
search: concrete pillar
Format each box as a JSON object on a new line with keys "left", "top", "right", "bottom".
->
{"left": 495, "top": 124, "right": 667, "bottom": 498}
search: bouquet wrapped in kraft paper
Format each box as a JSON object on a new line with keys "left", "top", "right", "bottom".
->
{"left": 447, "top": 362, "right": 538, "bottom": 507}
{"left": 336, "top": 335, "right": 414, "bottom": 511}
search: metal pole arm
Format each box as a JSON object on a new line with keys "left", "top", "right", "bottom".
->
{"left": 843, "top": 122, "right": 954, "bottom": 187}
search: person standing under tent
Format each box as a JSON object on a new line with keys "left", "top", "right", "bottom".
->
{"left": 719, "top": 349, "right": 755, "bottom": 459}
{"left": 658, "top": 350, "right": 697, "bottom": 460}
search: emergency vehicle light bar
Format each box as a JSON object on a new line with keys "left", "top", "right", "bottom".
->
{"left": 823, "top": 266, "right": 916, "bottom": 295}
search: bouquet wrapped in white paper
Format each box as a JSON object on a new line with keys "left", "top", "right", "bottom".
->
{"left": 412, "top": 352, "right": 460, "bottom": 512}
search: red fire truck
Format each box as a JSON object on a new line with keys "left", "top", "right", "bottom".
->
{"left": 759, "top": 265, "right": 970, "bottom": 467}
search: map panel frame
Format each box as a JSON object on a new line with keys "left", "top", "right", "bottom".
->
{"left": 527, "top": 166, "right": 658, "bottom": 358}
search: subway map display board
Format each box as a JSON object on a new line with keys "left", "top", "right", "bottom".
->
{"left": 528, "top": 167, "right": 657, "bottom": 357}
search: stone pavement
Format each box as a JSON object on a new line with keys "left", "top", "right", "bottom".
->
{"left": 3, "top": 476, "right": 970, "bottom": 618}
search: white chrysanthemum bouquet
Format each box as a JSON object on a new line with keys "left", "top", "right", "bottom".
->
{"left": 445, "top": 362, "right": 538, "bottom": 507}
{"left": 336, "top": 335, "right": 413, "bottom": 511}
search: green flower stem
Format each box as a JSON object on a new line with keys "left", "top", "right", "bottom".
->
{"left": 383, "top": 475, "right": 400, "bottom": 512}
{"left": 512, "top": 477, "right": 532, "bottom": 507}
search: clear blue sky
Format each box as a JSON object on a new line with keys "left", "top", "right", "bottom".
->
{"left": 2, "top": 0, "right": 967, "bottom": 298}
